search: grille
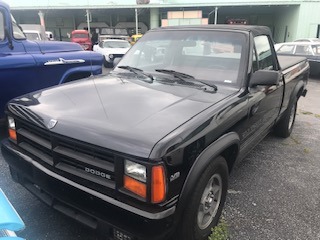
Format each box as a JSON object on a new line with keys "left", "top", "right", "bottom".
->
{"left": 15, "top": 120, "right": 116, "bottom": 196}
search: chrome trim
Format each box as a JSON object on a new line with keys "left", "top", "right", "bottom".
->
{"left": 44, "top": 58, "right": 85, "bottom": 66}
{"left": 0, "top": 229, "right": 17, "bottom": 237}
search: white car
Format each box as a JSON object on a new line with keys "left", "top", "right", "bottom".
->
{"left": 93, "top": 39, "right": 131, "bottom": 67}
{"left": 274, "top": 42, "right": 284, "bottom": 51}
{"left": 275, "top": 38, "right": 320, "bottom": 51}
{"left": 294, "top": 38, "right": 320, "bottom": 42}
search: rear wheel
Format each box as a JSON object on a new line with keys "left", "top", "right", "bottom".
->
{"left": 274, "top": 97, "right": 298, "bottom": 138}
{"left": 178, "top": 156, "right": 228, "bottom": 240}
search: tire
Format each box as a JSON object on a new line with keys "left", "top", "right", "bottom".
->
{"left": 274, "top": 97, "right": 298, "bottom": 138}
{"left": 177, "top": 156, "right": 229, "bottom": 240}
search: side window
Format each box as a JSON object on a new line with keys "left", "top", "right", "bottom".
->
{"left": 0, "top": 11, "right": 4, "bottom": 41}
{"left": 12, "top": 15, "right": 25, "bottom": 40}
{"left": 254, "top": 35, "right": 275, "bottom": 70}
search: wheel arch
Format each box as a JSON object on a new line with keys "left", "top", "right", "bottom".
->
{"left": 293, "top": 80, "right": 306, "bottom": 100}
{"left": 59, "top": 68, "right": 94, "bottom": 84}
{"left": 174, "top": 132, "right": 240, "bottom": 221}
{"left": 62, "top": 71, "right": 92, "bottom": 84}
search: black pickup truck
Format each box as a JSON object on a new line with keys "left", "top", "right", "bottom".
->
{"left": 1, "top": 25, "right": 309, "bottom": 240}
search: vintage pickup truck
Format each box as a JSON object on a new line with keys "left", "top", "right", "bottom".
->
{"left": 1, "top": 25, "right": 309, "bottom": 240}
{"left": 0, "top": 1, "right": 103, "bottom": 122}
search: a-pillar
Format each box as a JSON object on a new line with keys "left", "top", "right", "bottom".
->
{"left": 38, "top": 11, "right": 45, "bottom": 29}
{"left": 150, "top": 8, "right": 160, "bottom": 30}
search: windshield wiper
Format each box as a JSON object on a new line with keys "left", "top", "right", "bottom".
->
{"left": 117, "top": 66, "right": 154, "bottom": 83}
{"left": 155, "top": 69, "right": 218, "bottom": 92}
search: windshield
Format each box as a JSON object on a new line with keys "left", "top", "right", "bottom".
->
{"left": 72, "top": 33, "right": 89, "bottom": 39}
{"left": 115, "top": 30, "right": 246, "bottom": 86}
{"left": 103, "top": 41, "right": 130, "bottom": 48}
{"left": 11, "top": 15, "right": 25, "bottom": 39}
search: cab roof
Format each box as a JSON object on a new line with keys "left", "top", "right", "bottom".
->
{"left": 152, "top": 24, "right": 272, "bottom": 37}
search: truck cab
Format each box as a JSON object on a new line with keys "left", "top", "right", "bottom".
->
{"left": 71, "top": 29, "right": 92, "bottom": 50}
{"left": 0, "top": 1, "right": 103, "bottom": 121}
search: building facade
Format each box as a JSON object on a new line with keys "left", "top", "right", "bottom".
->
{"left": 7, "top": 0, "right": 320, "bottom": 43}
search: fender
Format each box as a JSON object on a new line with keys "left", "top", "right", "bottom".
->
{"left": 0, "top": 189, "right": 25, "bottom": 234}
{"left": 174, "top": 132, "right": 240, "bottom": 221}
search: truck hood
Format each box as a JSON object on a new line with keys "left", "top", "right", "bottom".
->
{"left": 35, "top": 41, "right": 83, "bottom": 53}
{"left": 8, "top": 74, "right": 237, "bottom": 158}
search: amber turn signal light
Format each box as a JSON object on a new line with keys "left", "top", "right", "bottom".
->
{"left": 8, "top": 128, "right": 17, "bottom": 141}
{"left": 124, "top": 175, "right": 147, "bottom": 199}
{"left": 151, "top": 165, "right": 166, "bottom": 203}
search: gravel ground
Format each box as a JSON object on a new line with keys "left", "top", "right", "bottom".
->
{"left": 0, "top": 77, "right": 319, "bottom": 240}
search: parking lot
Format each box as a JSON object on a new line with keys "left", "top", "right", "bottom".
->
{"left": 0, "top": 77, "right": 319, "bottom": 240}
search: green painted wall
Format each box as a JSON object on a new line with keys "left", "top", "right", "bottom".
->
{"left": 296, "top": 2, "right": 320, "bottom": 38}
{"left": 274, "top": 6, "right": 300, "bottom": 43}
{"left": 7, "top": 0, "right": 320, "bottom": 41}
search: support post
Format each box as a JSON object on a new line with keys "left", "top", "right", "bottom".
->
{"left": 38, "top": 11, "right": 45, "bottom": 29}
{"left": 214, "top": 7, "right": 218, "bottom": 25}
{"left": 86, "top": 9, "right": 91, "bottom": 34}
{"left": 135, "top": 8, "right": 139, "bottom": 35}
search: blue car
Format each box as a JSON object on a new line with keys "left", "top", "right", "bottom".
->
{"left": 0, "top": 189, "right": 25, "bottom": 240}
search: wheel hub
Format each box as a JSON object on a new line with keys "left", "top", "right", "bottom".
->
{"left": 204, "top": 192, "right": 214, "bottom": 210}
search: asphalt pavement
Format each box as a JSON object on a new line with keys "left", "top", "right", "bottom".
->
{"left": 0, "top": 76, "right": 319, "bottom": 240}
{"left": 224, "top": 78, "right": 320, "bottom": 240}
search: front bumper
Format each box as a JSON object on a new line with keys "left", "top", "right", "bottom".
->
{"left": 1, "top": 140, "right": 175, "bottom": 240}
{"left": 105, "top": 54, "right": 124, "bottom": 63}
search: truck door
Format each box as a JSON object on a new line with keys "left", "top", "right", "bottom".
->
{"left": 241, "top": 35, "right": 284, "bottom": 146}
{"left": 0, "top": 8, "right": 37, "bottom": 118}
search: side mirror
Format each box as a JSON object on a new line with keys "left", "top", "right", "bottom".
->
{"left": 249, "top": 70, "right": 280, "bottom": 87}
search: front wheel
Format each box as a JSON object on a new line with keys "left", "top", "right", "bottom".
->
{"left": 178, "top": 156, "right": 229, "bottom": 240}
{"left": 274, "top": 97, "right": 298, "bottom": 138}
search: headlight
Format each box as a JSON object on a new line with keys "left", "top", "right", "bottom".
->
{"left": 8, "top": 116, "right": 17, "bottom": 141}
{"left": 124, "top": 160, "right": 146, "bottom": 183}
{"left": 124, "top": 160, "right": 147, "bottom": 199}
{"left": 8, "top": 116, "right": 16, "bottom": 129}
{"left": 123, "top": 160, "right": 166, "bottom": 203}
{"left": 109, "top": 54, "right": 114, "bottom": 59}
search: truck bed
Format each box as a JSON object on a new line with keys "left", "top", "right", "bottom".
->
{"left": 277, "top": 55, "right": 307, "bottom": 72}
